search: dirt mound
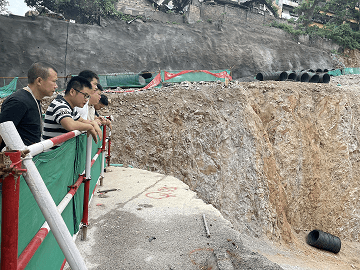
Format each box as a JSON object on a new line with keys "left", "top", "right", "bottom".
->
{"left": 101, "top": 75, "right": 360, "bottom": 269}
{"left": 100, "top": 75, "right": 357, "bottom": 242}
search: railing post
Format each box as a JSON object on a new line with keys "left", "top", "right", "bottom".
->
{"left": 100, "top": 125, "right": 107, "bottom": 186}
{"left": 106, "top": 117, "right": 111, "bottom": 167}
{"left": 81, "top": 135, "right": 92, "bottom": 240}
{"left": 1, "top": 150, "right": 23, "bottom": 270}
{"left": 0, "top": 121, "right": 88, "bottom": 270}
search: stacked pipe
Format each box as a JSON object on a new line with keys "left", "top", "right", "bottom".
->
{"left": 256, "top": 68, "right": 331, "bottom": 83}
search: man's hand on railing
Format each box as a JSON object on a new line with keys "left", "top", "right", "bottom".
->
{"left": 87, "top": 128, "right": 99, "bottom": 144}
{"left": 89, "top": 120, "right": 103, "bottom": 142}
{"left": 97, "top": 116, "right": 112, "bottom": 130}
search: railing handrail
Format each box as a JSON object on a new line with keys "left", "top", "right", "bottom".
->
{"left": 27, "top": 130, "right": 83, "bottom": 156}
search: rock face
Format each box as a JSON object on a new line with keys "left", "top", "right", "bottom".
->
{"left": 0, "top": 14, "right": 338, "bottom": 85}
{"left": 106, "top": 78, "right": 360, "bottom": 243}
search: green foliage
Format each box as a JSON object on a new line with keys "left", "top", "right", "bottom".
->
{"left": 271, "top": 20, "right": 360, "bottom": 50}
{"left": 265, "top": 0, "right": 278, "bottom": 18}
{"left": 287, "top": 18, "right": 296, "bottom": 24}
{"left": 321, "top": 23, "right": 360, "bottom": 50}
{"left": 24, "top": 0, "right": 139, "bottom": 24}
{"left": 272, "top": 1, "right": 360, "bottom": 50}
{"left": 269, "top": 21, "right": 304, "bottom": 36}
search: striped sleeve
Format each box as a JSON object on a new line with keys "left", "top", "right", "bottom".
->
{"left": 42, "top": 98, "right": 72, "bottom": 141}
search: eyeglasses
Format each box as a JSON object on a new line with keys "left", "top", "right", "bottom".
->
{"left": 73, "top": 88, "right": 90, "bottom": 99}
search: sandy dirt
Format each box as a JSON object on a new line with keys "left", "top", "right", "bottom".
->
{"left": 96, "top": 74, "right": 360, "bottom": 270}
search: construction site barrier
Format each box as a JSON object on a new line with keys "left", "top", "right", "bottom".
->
{"left": 105, "top": 69, "right": 232, "bottom": 93}
{"left": 0, "top": 121, "right": 111, "bottom": 270}
{"left": 98, "top": 73, "right": 148, "bottom": 89}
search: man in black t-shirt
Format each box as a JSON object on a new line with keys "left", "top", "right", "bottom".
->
{"left": 0, "top": 62, "right": 58, "bottom": 148}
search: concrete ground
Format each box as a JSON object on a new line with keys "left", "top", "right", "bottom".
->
{"left": 66, "top": 166, "right": 285, "bottom": 270}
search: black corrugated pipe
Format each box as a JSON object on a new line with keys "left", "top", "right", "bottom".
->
{"left": 139, "top": 70, "right": 153, "bottom": 79}
{"left": 296, "top": 71, "right": 310, "bottom": 82}
{"left": 323, "top": 68, "right": 329, "bottom": 73}
{"left": 318, "top": 73, "right": 331, "bottom": 83}
{"left": 308, "top": 72, "right": 320, "bottom": 83}
{"left": 316, "top": 68, "right": 323, "bottom": 73}
{"left": 285, "top": 71, "right": 297, "bottom": 81}
{"left": 306, "top": 230, "right": 341, "bottom": 254}
{"left": 256, "top": 71, "right": 288, "bottom": 81}
{"left": 308, "top": 69, "right": 315, "bottom": 73}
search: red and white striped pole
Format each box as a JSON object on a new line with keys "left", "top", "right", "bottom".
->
{"left": 28, "top": 130, "right": 82, "bottom": 156}
{"left": 106, "top": 117, "right": 112, "bottom": 167}
{"left": 18, "top": 147, "right": 104, "bottom": 269}
{"left": 17, "top": 174, "right": 85, "bottom": 270}
{"left": 1, "top": 150, "right": 26, "bottom": 270}
{"left": 81, "top": 135, "right": 92, "bottom": 240}
{"left": 0, "top": 121, "right": 88, "bottom": 270}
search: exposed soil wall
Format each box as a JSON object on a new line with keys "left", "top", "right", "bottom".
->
{"left": 102, "top": 77, "right": 360, "bottom": 245}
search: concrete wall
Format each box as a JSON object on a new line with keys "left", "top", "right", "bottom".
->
{"left": 0, "top": 10, "right": 338, "bottom": 88}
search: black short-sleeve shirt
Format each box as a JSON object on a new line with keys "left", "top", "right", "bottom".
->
{"left": 0, "top": 89, "right": 42, "bottom": 147}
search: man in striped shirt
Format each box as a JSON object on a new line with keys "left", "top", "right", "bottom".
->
{"left": 43, "top": 76, "right": 102, "bottom": 148}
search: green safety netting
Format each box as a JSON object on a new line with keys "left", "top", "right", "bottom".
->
{"left": 341, "top": 67, "right": 360, "bottom": 75}
{"left": 98, "top": 73, "right": 152, "bottom": 88}
{"left": 0, "top": 132, "right": 104, "bottom": 269}
{"left": 0, "top": 77, "right": 18, "bottom": 98}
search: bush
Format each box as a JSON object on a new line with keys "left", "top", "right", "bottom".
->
{"left": 270, "top": 20, "right": 360, "bottom": 50}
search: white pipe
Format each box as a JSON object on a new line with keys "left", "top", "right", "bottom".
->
{"left": 101, "top": 148, "right": 105, "bottom": 178}
{"left": 28, "top": 140, "right": 54, "bottom": 155}
{"left": 0, "top": 121, "right": 88, "bottom": 270}
{"left": 28, "top": 130, "right": 83, "bottom": 156}
{"left": 85, "top": 136, "right": 92, "bottom": 179}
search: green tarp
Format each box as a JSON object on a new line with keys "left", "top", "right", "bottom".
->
{"left": 160, "top": 69, "right": 231, "bottom": 83}
{"left": 0, "top": 77, "right": 18, "bottom": 98}
{"left": 342, "top": 67, "right": 360, "bottom": 75}
{"left": 0, "top": 133, "right": 104, "bottom": 269}
{"left": 99, "top": 74, "right": 149, "bottom": 88}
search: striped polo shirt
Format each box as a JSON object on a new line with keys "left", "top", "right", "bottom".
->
{"left": 42, "top": 95, "right": 80, "bottom": 147}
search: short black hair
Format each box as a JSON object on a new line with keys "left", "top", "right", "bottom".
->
{"left": 97, "top": 83, "right": 104, "bottom": 91}
{"left": 78, "top": 70, "right": 99, "bottom": 82}
{"left": 99, "top": 94, "right": 108, "bottom": 106}
{"left": 65, "top": 76, "right": 92, "bottom": 95}
{"left": 28, "top": 62, "right": 57, "bottom": 84}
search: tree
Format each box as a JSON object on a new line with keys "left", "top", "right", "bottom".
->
{"left": 0, "top": 0, "right": 9, "bottom": 14}
{"left": 24, "top": 0, "right": 120, "bottom": 24}
{"left": 290, "top": 0, "right": 360, "bottom": 49}
{"left": 295, "top": 0, "right": 360, "bottom": 29}
{"left": 295, "top": 0, "right": 323, "bottom": 28}
{"left": 320, "top": 0, "right": 360, "bottom": 28}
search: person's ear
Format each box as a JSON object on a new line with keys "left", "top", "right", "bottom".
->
{"left": 69, "top": 88, "right": 76, "bottom": 97}
{"left": 35, "top": 77, "right": 42, "bottom": 86}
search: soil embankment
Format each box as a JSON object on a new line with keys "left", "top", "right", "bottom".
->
{"left": 92, "top": 75, "right": 360, "bottom": 269}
